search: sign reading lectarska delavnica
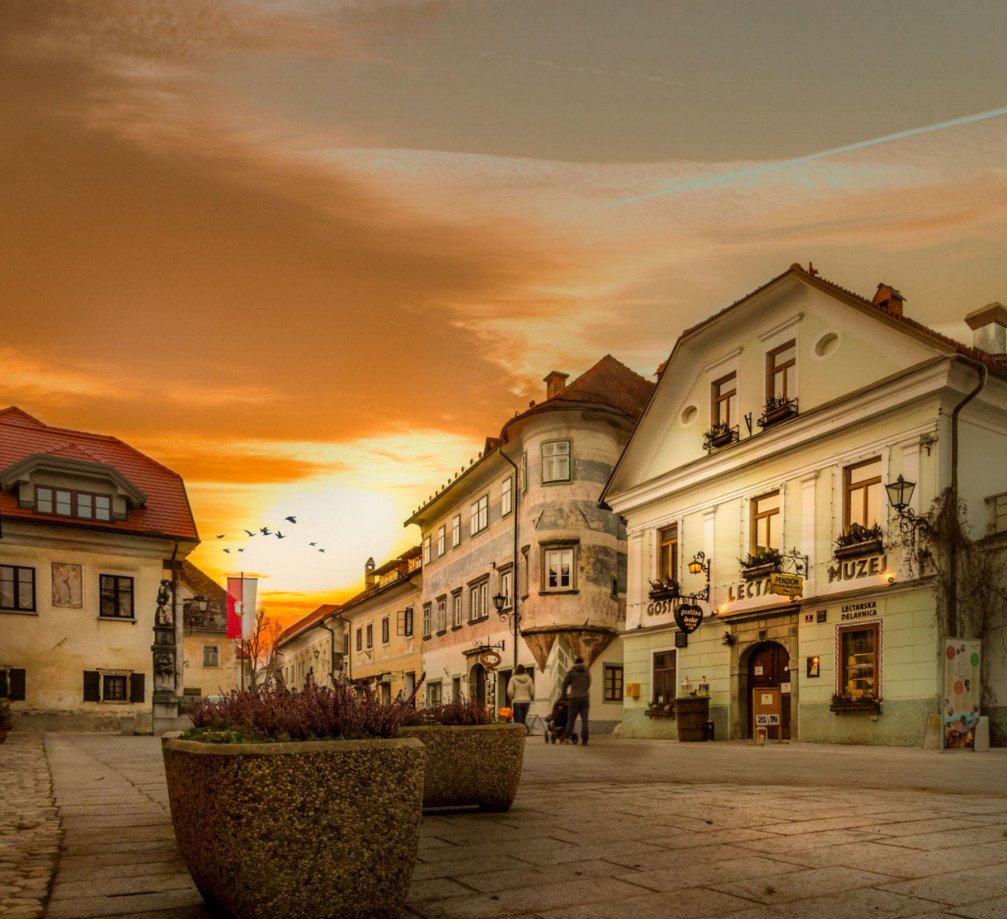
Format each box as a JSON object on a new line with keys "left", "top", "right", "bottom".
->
{"left": 840, "top": 600, "right": 878, "bottom": 621}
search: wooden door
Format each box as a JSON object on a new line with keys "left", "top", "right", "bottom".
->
{"left": 747, "top": 643, "right": 791, "bottom": 739}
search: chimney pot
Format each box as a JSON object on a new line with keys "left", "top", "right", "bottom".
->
{"left": 965, "top": 301, "right": 1007, "bottom": 357}
{"left": 872, "top": 283, "right": 905, "bottom": 318}
{"left": 543, "top": 370, "right": 570, "bottom": 399}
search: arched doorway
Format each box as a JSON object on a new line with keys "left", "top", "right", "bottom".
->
{"left": 469, "top": 663, "right": 486, "bottom": 709}
{"left": 746, "top": 642, "right": 791, "bottom": 739}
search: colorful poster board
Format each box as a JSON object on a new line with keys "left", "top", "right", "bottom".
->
{"left": 944, "top": 638, "right": 981, "bottom": 749}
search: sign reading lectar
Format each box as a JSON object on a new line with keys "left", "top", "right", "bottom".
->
{"left": 674, "top": 603, "right": 704, "bottom": 634}
{"left": 770, "top": 573, "right": 803, "bottom": 597}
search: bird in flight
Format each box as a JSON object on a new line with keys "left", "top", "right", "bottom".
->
{"left": 318, "top": 548, "right": 326, "bottom": 553}
{"left": 237, "top": 548, "right": 244, "bottom": 553}
{"left": 275, "top": 532, "right": 286, "bottom": 539}
{"left": 309, "top": 542, "right": 317, "bottom": 547}
{"left": 223, "top": 548, "right": 231, "bottom": 553}
{"left": 285, "top": 516, "right": 297, "bottom": 524}
{"left": 244, "top": 529, "right": 256, "bottom": 537}
{"left": 260, "top": 527, "right": 271, "bottom": 536}
{"left": 216, "top": 534, "right": 225, "bottom": 539}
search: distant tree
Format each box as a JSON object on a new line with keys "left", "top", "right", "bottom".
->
{"left": 238, "top": 608, "right": 282, "bottom": 692}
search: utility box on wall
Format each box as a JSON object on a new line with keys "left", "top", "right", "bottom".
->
{"left": 625, "top": 683, "right": 641, "bottom": 698}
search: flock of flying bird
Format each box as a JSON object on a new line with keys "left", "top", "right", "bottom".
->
{"left": 214, "top": 516, "right": 326, "bottom": 555}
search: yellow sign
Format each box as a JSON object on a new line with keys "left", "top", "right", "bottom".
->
{"left": 769, "top": 573, "right": 803, "bottom": 597}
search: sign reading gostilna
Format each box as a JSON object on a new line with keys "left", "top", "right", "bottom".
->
{"left": 226, "top": 576, "right": 258, "bottom": 640}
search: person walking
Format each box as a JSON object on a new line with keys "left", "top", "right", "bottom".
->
{"left": 507, "top": 664, "right": 535, "bottom": 726}
{"left": 562, "top": 657, "right": 591, "bottom": 745}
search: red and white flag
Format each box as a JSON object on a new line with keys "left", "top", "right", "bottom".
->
{"left": 227, "top": 577, "right": 258, "bottom": 640}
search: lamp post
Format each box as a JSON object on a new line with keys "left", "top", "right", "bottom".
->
{"left": 492, "top": 590, "right": 520, "bottom": 672}
{"left": 886, "top": 474, "right": 922, "bottom": 540}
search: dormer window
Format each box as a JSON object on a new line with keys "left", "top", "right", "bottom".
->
{"left": 36, "top": 486, "right": 112, "bottom": 521}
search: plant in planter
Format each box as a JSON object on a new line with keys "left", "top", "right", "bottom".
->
{"left": 162, "top": 678, "right": 425, "bottom": 919}
{"left": 758, "top": 394, "right": 799, "bottom": 427}
{"left": 738, "top": 547, "right": 782, "bottom": 579}
{"left": 400, "top": 695, "right": 525, "bottom": 811}
{"left": 834, "top": 522, "right": 885, "bottom": 559}
{"left": 648, "top": 578, "right": 680, "bottom": 600}
{"left": 830, "top": 692, "right": 882, "bottom": 714}
{"left": 703, "top": 421, "right": 736, "bottom": 451}
{"left": 0, "top": 699, "right": 11, "bottom": 743}
{"left": 644, "top": 698, "right": 676, "bottom": 718}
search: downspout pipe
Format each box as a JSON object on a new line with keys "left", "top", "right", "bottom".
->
{"left": 499, "top": 447, "right": 521, "bottom": 674}
{"left": 948, "top": 357, "right": 988, "bottom": 634}
{"left": 319, "top": 618, "right": 340, "bottom": 686}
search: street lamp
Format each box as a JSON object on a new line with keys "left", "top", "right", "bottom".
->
{"left": 492, "top": 591, "right": 520, "bottom": 672}
{"left": 885, "top": 474, "right": 915, "bottom": 513}
{"left": 193, "top": 595, "right": 208, "bottom": 613}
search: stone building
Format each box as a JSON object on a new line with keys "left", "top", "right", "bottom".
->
{"left": 0, "top": 407, "right": 198, "bottom": 732}
{"left": 406, "top": 356, "right": 653, "bottom": 733}
{"left": 602, "top": 265, "right": 1007, "bottom": 745}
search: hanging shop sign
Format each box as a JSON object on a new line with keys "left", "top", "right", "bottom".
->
{"left": 769, "top": 573, "right": 803, "bottom": 597}
{"left": 673, "top": 602, "right": 704, "bottom": 634}
{"left": 479, "top": 651, "right": 502, "bottom": 670}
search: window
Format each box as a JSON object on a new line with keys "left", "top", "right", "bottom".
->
{"left": 99, "top": 575, "right": 134, "bottom": 619}
{"left": 751, "top": 491, "right": 781, "bottom": 554}
{"left": 399, "top": 606, "right": 414, "bottom": 637}
{"left": 103, "top": 675, "right": 127, "bottom": 701}
{"left": 499, "top": 569, "right": 512, "bottom": 609}
{"left": 436, "top": 596, "right": 447, "bottom": 633}
{"left": 365, "top": 623, "right": 373, "bottom": 649}
{"left": 541, "top": 441, "right": 571, "bottom": 483}
{"left": 0, "top": 668, "right": 26, "bottom": 701}
{"left": 543, "top": 546, "right": 576, "bottom": 591}
{"left": 712, "top": 372, "right": 737, "bottom": 427}
{"left": 604, "top": 664, "right": 624, "bottom": 702}
{"left": 427, "top": 681, "right": 442, "bottom": 707}
{"left": 202, "top": 645, "right": 219, "bottom": 668}
{"left": 468, "top": 581, "right": 488, "bottom": 621}
{"left": 502, "top": 476, "right": 513, "bottom": 516}
{"left": 0, "top": 565, "right": 35, "bottom": 612}
{"left": 658, "top": 525, "right": 678, "bottom": 582}
{"left": 451, "top": 515, "right": 461, "bottom": 547}
{"left": 435, "top": 526, "right": 445, "bottom": 556}
{"left": 845, "top": 458, "right": 882, "bottom": 531}
{"left": 36, "top": 486, "right": 112, "bottom": 521}
{"left": 422, "top": 603, "right": 432, "bottom": 638}
{"left": 766, "top": 340, "right": 796, "bottom": 400}
{"left": 652, "top": 650, "right": 677, "bottom": 705}
{"left": 470, "top": 494, "right": 489, "bottom": 535}
{"left": 452, "top": 591, "right": 463, "bottom": 628}
{"left": 838, "top": 622, "right": 880, "bottom": 701}
{"left": 522, "top": 452, "right": 528, "bottom": 493}
{"left": 356, "top": 628, "right": 362, "bottom": 652}
{"left": 988, "top": 493, "right": 1007, "bottom": 534}
{"left": 381, "top": 616, "right": 390, "bottom": 644}
{"left": 423, "top": 536, "right": 432, "bottom": 565}
{"left": 83, "top": 670, "right": 144, "bottom": 704}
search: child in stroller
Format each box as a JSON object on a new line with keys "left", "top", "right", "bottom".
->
{"left": 544, "top": 693, "right": 573, "bottom": 743}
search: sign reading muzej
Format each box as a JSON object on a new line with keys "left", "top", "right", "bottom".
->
{"left": 944, "top": 638, "right": 981, "bottom": 749}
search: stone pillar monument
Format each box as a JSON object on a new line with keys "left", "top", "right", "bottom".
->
{"left": 152, "top": 578, "right": 180, "bottom": 735}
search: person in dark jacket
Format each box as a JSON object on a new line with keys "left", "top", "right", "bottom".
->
{"left": 562, "top": 657, "right": 591, "bottom": 745}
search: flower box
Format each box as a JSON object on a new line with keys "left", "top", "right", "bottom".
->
{"left": 833, "top": 538, "right": 884, "bottom": 560}
{"left": 758, "top": 399, "right": 798, "bottom": 428}
{"left": 829, "top": 698, "right": 882, "bottom": 715}
{"left": 741, "top": 562, "right": 779, "bottom": 581}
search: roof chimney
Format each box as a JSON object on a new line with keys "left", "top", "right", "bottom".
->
{"left": 364, "top": 557, "right": 376, "bottom": 587}
{"left": 543, "top": 370, "right": 569, "bottom": 400}
{"left": 965, "top": 302, "right": 1007, "bottom": 358}
{"left": 872, "top": 283, "right": 905, "bottom": 318}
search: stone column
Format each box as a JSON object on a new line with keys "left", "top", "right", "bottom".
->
{"left": 152, "top": 579, "right": 180, "bottom": 735}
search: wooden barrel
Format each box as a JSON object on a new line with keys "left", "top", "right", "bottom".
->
{"left": 676, "top": 697, "right": 710, "bottom": 742}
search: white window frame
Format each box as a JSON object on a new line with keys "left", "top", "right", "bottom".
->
{"left": 542, "top": 545, "right": 577, "bottom": 592}
{"left": 422, "top": 603, "right": 432, "bottom": 639}
{"left": 541, "top": 441, "right": 571, "bottom": 483}
{"left": 502, "top": 476, "right": 513, "bottom": 517}
{"left": 452, "top": 590, "right": 463, "bottom": 628}
{"left": 470, "top": 494, "right": 489, "bottom": 535}
{"left": 468, "top": 579, "right": 489, "bottom": 622}
{"left": 451, "top": 514, "right": 461, "bottom": 547}
{"left": 423, "top": 536, "right": 432, "bottom": 565}
{"left": 202, "top": 645, "right": 220, "bottom": 668}
{"left": 436, "top": 596, "right": 447, "bottom": 633}
{"left": 437, "top": 526, "right": 446, "bottom": 556}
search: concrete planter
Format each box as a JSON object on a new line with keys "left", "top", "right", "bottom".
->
{"left": 400, "top": 723, "right": 525, "bottom": 811}
{"left": 162, "top": 735, "right": 425, "bottom": 919}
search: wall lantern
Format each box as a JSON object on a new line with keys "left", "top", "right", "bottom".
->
{"left": 885, "top": 474, "right": 915, "bottom": 512}
{"left": 193, "top": 595, "right": 208, "bottom": 613}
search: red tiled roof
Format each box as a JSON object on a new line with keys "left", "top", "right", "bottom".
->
{"left": 0, "top": 407, "right": 198, "bottom": 540}
{"left": 180, "top": 560, "right": 228, "bottom": 631}
{"left": 277, "top": 604, "right": 340, "bottom": 646}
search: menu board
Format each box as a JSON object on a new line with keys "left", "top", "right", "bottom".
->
{"left": 944, "top": 639, "right": 981, "bottom": 749}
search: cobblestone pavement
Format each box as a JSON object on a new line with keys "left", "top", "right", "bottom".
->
{"left": 3, "top": 733, "right": 1006, "bottom": 918}
{"left": 0, "top": 734, "right": 61, "bottom": 919}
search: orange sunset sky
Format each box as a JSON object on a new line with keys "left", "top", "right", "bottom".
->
{"left": 4, "top": 1, "right": 1007, "bottom": 629}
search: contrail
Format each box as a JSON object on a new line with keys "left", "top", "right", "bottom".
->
{"left": 597, "top": 105, "right": 1007, "bottom": 210}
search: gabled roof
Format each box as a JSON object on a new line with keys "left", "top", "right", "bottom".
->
{"left": 0, "top": 407, "right": 198, "bottom": 540}
{"left": 277, "top": 604, "right": 341, "bottom": 647}
{"left": 340, "top": 548, "right": 422, "bottom": 612}
{"left": 180, "top": 560, "right": 228, "bottom": 631}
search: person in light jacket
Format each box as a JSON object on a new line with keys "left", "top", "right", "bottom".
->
{"left": 562, "top": 657, "right": 591, "bottom": 745}
{"left": 507, "top": 664, "right": 535, "bottom": 725}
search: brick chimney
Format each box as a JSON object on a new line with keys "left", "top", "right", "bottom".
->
{"left": 543, "top": 370, "right": 569, "bottom": 400}
{"left": 872, "top": 283, "right": 905, "bottom": 318}
{"left": 364, "top": 557, "right": 376, "bottom": 588}
{"left": 965, "top": 302, "right": 1007, "bottom": 358}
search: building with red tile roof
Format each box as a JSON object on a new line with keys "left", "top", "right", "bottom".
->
{"left": 0, "top": 407, "right": 199, "bottom": 731}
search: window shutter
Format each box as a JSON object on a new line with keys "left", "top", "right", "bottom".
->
{"left": 396, "top": 609, "right": 405, "bottom": 635}
{"left": 9, "top": 669, "right": 26, "bottom": 701}
{"left": 83, "top": 670, "right": 100, "bottom": 702}
{"left": 130, "top": 672, "right": 145, "bottom": 704}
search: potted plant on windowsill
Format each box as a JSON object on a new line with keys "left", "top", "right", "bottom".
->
{"left": 758, "top": 394, "right": 799, "bottom": 428}
{"left": 704, "top": 421, "right": 736, "bottom": 451}
{"left": 162, "top": 678, "right": 425, "bottom": 919}
{"left": 644, "top": 698, "right": 676, "bottom": 718}
{"left": 648, "top": 578, "right": 680, "bottom": 600}
{"left": 829, "top": 692, "right": 882, "bottom": 714}
{"left": 833, "top": 522, "right": 885, "bottom": 560}
{"left": 400, "top": 695, "right": 525, "bottom": 812}
{"left": 738, "top": 548, "right": 782, "bottom": 580}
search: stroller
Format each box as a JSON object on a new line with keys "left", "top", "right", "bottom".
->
{"left": 544, "top": 694, "right": 573, "bottom": 743}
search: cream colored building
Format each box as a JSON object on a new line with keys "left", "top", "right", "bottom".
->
{"left": 602, "top": 265, "right": 1007, "bottom": 745}
{"left": 341, "top": 550, "right": 422, "bottom": 704}
{"left": 0, "top": 407, "right": 198, "bottom": 732}
{"left": 277, "top": 604, "right": 343, "bottom": 690}
{"left": 178, "top": 560, "right": 239, "bottom": 705}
